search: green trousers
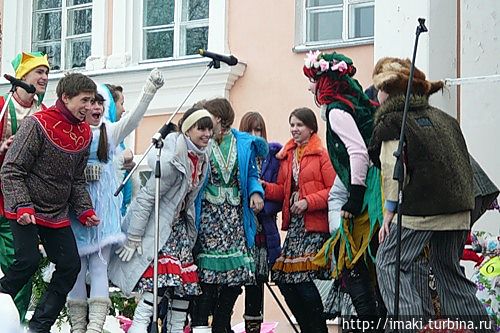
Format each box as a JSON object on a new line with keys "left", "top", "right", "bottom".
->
{"left": 0, "top": 216, "right": 32, "bottom": 322}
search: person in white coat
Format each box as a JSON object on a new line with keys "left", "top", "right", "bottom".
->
{"left": 66, "top": 69, "right": 164, "bottom": 333}
{"left": 109, "top": 106, "right": 213, "bottom": 333}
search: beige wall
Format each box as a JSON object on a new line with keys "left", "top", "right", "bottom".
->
{"left": 227, "top": 0, "right": 374, "bottom": 144}
{"left": 135, "top": 1, "right": 374, "bottom": 153}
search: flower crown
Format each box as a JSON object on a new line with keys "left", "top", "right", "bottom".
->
{"left": 303, "top": 50, "right": 356, "bottom": 81}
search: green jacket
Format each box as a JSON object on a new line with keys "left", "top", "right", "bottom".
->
{"left": 325, "top": 101, "right": 376, "bottom": 190}
{"left": 369, "top": 95, "right": 474, "bottom": 216}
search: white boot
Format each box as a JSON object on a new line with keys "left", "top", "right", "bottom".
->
{"left": 86, "top": 297, "right": 111, "bottom": 333}
{"left": 0, "top": 292, "right": 20, "bottom": 333}
{"left": 191, "top": 326, "right": 212, "bottom": 333}
{"left": 67, "top": 298, "right": 88, "bottom": 333}
{"left": 128, "top": 292, "right": 154, "bottom": 333}
{"left": 163, "top": 299, "right": 189, "bottom": 333}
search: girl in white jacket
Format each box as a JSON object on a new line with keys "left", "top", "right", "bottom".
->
{"left": 66, "top": 69, "right": 164, "bottom": 333}
{"left": 109, "top": 106, "right": 213, "bottom": 333}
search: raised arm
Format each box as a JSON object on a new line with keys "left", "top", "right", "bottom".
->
{"left": 110, "top": 68, "right": 165, "bottom": 146}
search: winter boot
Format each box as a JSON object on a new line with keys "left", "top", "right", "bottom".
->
{"left": 128, "top": 292, "right": 154, "bottom": 333}
{"left": 67, "top": 299, "right": 88, "bottom": 333}
{"left": 191, "top": 327, "right": 211, "bottom": 333}
{"left": 211, "top": 286, "right": 241, "bottom": 333}
{"left": 163, "top": 299, "right": 189, "bottom": 333}
{"left": 86, "top": 297, "right": 111, "bottom": 333}
{"left": 243, "top": 314, "right": 263, "bottom": 333}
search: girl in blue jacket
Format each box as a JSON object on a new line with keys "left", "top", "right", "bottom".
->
{"left": 191, "top": 98, "right": 267, "bottom": 333}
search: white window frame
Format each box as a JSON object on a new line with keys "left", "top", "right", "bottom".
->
{"left": 140, "top": 0, "right": 210, "bottom": 62}
{"left": 31, "top": 0, "right": 93, "bottom": 71}
{"left": 294, "top": 0, "right": 374, "bottom": 52}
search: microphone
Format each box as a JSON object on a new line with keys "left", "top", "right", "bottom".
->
{"left": 198, "top": 49, "right": 238, "bottom": 66}
{"left": 3, "top": 74, "right": 36, "bottom": 94}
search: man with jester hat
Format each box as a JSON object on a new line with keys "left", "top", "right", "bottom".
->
{"left": 303, "top": 51, "right": 386, "bottom": 327}
{"left": 0, "top": 51, "right": 50, "bottom": 322}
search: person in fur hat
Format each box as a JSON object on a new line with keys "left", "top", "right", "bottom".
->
{"left": 0, "top": 51, "right": 50, "bottom": 323}
{"left": 369, "top": 57, "right": 493, "bottom": 331}
{"left": 303, "top": 51, "right": 386, "bottom": 328}
{"left": 66, "top": 69, "right": 164, "bottom": 333}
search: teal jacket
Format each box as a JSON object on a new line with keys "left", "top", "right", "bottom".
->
{"left": 195, "top": 128, "right": 268, "bottom": 248}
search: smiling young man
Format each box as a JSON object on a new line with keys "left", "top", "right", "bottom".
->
{"left": 0, "top": 51, "right": 50, "bottom": 323}
{"left": 0, "top": 72, "right": 100, "bottom": 332}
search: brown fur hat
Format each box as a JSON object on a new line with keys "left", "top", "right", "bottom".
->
{"left": 372, "top": 57, "right": 444, "bottom": 96}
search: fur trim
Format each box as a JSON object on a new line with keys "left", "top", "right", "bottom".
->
{"left": 278, "top": 133, "right": 324, "bottom": 159}
{"left": 252, "top": 135, "right": 269, "bottom": 158}
{"left": 77, "top": 233, "right": 126, "bottom": 257}
{"left": 372, "top": 57, "right": 444, "bottom": 96}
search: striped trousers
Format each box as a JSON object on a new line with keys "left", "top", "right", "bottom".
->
{"left": 376, "top": 223, "right": 493, "bottom": 332}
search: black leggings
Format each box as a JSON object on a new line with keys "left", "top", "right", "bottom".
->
{"left": 277, "top": 281, "right": 328, "bottom": 333}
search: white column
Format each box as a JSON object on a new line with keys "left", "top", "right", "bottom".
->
{"left": 207, "top": 0, "right": 229, "bottom": 53}
{"left": 460, "top": 0, "right": 500, "bottom": 236}
{"left": 374, "top": 0, "right": 457, "bottom": 117}
{"left": 107, "top": 0, "right": 133, "bottom": 68}
{"left": 86, "top": 0, "right": 108, "bottom": 70}
{"left": 2, "top": 1, "right": 32, "bottom": 76}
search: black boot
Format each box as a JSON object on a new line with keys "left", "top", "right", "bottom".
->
{"left": 344, "top": 263, "right": 379, "bottom": 332}
{"left": 212, "top": 286, "right": 241, "bottom": 333}
{"left": 190, "top": 284, "right": 218, "bottom": 327}
{"left": 277, "top": 283, "right": 309, "bottom": 333}
{"left": 28, "top": 290, "right": 68, "bottom": 332}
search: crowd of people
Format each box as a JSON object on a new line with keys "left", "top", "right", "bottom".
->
{"left": 0, "top": 49, "right": 497, "bottom": 333}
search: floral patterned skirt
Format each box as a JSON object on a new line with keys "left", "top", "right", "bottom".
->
{"left": 196, "top": 200, "right": 255, "bottom": 286}
{"left": 137, "top": 216, "right": 200, "bottom": 297}
{"left": 272, "top": 214, "right": 329, "bottom": 283}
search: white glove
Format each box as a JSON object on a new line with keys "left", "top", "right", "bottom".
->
{"left": 115, "top": 234, "right": 143, "bottom": 262}
{"left": 143, "top": 68, "right": 165, "bottom": 94}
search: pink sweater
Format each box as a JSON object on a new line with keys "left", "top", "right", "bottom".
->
{"left": 328, "top": 108, "right": 369, "bottom": 186}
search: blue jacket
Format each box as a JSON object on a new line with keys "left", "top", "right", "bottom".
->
{"left": 195, "top": 128, "right": 268, "bottom": 248}
{"left": 258, "top": 142, "right": 282, "bottom": 264}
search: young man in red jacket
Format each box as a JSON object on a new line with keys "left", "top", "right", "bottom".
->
{"left": 0, "top": 72, "right": 100, "bottom": 332}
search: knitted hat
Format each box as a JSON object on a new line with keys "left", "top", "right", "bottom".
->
{"left": 11, "top": 52, "right": 50, "bottom": 79}
{"left": 372, "top": 57, "right": 443, "bottom": 96}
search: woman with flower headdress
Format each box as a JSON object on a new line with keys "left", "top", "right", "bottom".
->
{"left": 0, "top": 51, "right": 50, "bottom": 323}
{"left": 66, "top": 69, "right": 164, "bottom": 333}
{"left": 303, "top": 51, "right": 385, "bottom": 325}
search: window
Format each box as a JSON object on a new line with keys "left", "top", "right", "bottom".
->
{"left": 32, "top": 0, "right": 92, "bottom": 70}
{"left": 142, "top": 0, "right": 209, "bottom": 61}
{"left": 302, "top": 0, "right": 373, "bottom": 47}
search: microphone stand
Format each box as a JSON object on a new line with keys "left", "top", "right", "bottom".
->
{"left": 114, "top": 59, "right": 219, "bottom": 333}
{"left": 0, "top": 85, "right": 18, "bottom": 123}
{"left": 392, "top": 18, "right": 428, "bottom": 331}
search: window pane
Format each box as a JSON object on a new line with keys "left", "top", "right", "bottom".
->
{"left": 307, "top": 10, "right": 342, "bottom": 42}
{"left": 144, "top": 0, "right": 174, "bottom": 27}
{"left": 182, "top": 0, "right": 209, "bottom": 21}
{"left": 144, "top": 30, "right": 173, "bottom": 59}
{"left": 35, "top": 0, "right": 62, "bottom": 10}
{"left": 307, "top": 0, "right": 342, "bottom": 7}
{"left": 66, "top": 37, "right": 91, "bottom": 68}
{"left": 67, "top": 0, "right": 92, "bottom": 5}
{"left": 33, "top": 11, "right": 62, "bottom": 42}
{"left": 351, "top": 5, "right": 374, "bottom": 38}
{"left": 67, "top": 8, "right": 92, "bottom": 36}
{"left": 182, "top": 26, "right": 208, "bottom": 56}
{"left": 33, "top": 43, "right": 61, "bottom": 70}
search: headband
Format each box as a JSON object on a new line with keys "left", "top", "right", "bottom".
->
{"left": 181, "top": 109, "right": 213, "bottom": 133}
